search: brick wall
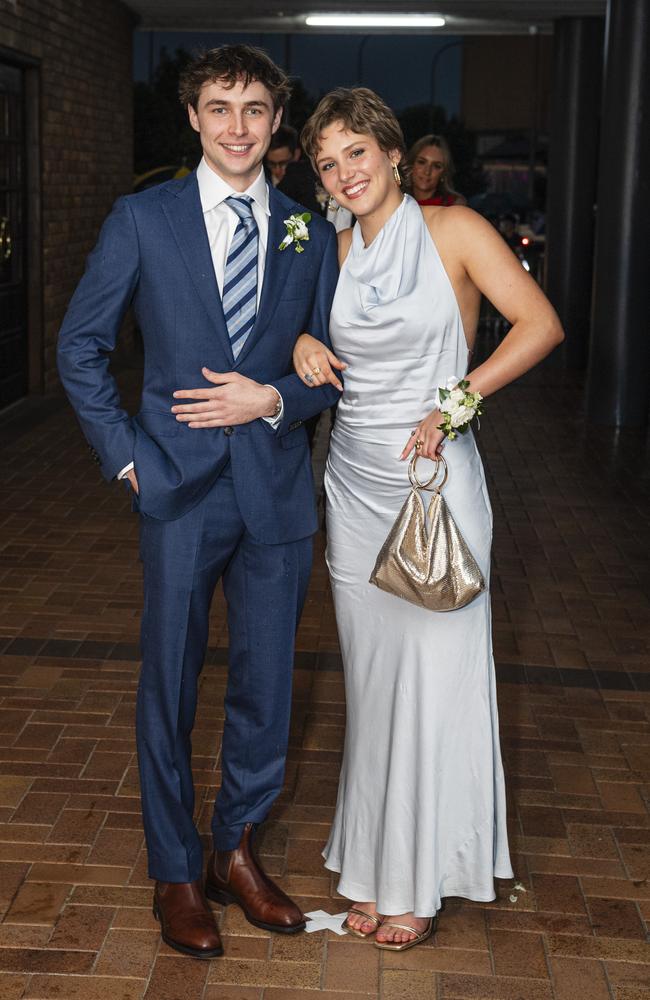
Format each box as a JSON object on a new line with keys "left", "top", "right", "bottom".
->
{"left": 0, "top": 0, "right": 135, "bottom": 392}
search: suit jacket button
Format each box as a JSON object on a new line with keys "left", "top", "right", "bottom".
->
{"left": 224, "top": 426, "right": 234, "bottom": 436}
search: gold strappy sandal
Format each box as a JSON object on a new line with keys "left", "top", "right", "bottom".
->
{"left": 342, "top": 907, "right": 383, "bottom": 939}
{"left": 374, "top": 915, "right": 435, "bottom": 951}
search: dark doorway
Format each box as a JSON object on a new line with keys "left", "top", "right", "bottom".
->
{"left": 0, "top": 61, "right": 27, "bottom": 408}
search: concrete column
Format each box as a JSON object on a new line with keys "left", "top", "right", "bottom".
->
{"left": 586, "top": 0, "right": 650, "bottom": 426}
{"left": 546, "top": 17, "right": 604, "bottom": 370}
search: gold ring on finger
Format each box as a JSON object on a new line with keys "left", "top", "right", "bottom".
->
{"left": 312, "top": 367, "right": 321, "bottom": 375}
{"left": 415, "top": 439, "right": 423, "bottom": 450}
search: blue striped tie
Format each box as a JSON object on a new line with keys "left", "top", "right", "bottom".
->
{"left": 223, "top": 195, "right": 258, "bottom": 358}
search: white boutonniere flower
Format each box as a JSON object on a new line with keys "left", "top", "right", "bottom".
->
{"left": 279, "top": 212, "right": 311, "bottom": 254}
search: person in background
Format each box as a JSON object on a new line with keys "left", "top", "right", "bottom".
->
{"left": 266, "top": 124, "right": 322, "bottom": 215}
{"left": 325, "top": 193, "right": 354, "bottom": 233}
{"left": 405, "top": 133, "right": 466, "bottom": 206}
{"left": 265, "top": 124, "right": 299, "bottom": 186}
{"left": 499, "top": 213, "right": 520, "bottom": 249}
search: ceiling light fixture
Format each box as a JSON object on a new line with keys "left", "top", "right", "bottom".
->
{"left": 305, "top": 14, "right": 446, "bottom": 28}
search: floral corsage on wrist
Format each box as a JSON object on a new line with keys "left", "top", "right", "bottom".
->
{"left": 279, "top": 212, "right": 311, "bottom": 253}
{"left": 437, "top": 376, "right": 484, "bottom": 441}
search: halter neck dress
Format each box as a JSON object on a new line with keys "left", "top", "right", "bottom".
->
{"left": 322, "top": 195, "right": 513, "bottom": 915}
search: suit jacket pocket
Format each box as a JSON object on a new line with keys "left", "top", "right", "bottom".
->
{"left": 136, "top": 410, "right": 179, "bottom": 438}
{"left": 279, "top": 424, "right": 308, "bottom": 449}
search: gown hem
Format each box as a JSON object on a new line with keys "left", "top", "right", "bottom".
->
{"left": 324, "top": 854, "right": 515, "bottom": 915}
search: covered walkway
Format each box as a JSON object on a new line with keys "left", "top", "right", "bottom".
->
{"left": 0, "top": 356, "right": 649, "bottom": 999}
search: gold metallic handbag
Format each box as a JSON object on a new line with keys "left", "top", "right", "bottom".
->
{"left": 369, "top": 453, "right": 485, "bottom": 612}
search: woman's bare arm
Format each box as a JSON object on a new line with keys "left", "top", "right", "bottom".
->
{"left": 435, "top": 206, "right": 564, "bottom": 398}
{"left": 402, "top": 206, "right": 564, "bottom": 461}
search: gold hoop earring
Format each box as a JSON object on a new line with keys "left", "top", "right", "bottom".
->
{"left": 392, "top": 163, "right": 402, "bottom": 185}
{"left": 327, "top": 195, "right": 339, "bottom": 213}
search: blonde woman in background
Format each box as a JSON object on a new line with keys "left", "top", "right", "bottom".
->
{"left": 406, "top": 133, "right": 466, "bottom": 206}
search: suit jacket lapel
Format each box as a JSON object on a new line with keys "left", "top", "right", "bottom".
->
{"left": 161, "top": 172, "right": 234, "bottom": 364}
{"left": 234, "top": 184, "right": 295, "bottom": 367}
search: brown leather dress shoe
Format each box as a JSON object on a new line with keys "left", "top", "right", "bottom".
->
{"left": 206, "top": 823, "right": 305, "bottom": 934}
{"left": 153, "top": 878, "right": 224, "bottom": 959}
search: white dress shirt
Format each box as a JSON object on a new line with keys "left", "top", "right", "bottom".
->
{"left": 197, "top": 156, "right": 270, "bottom": 304}
{"left": 118, "top": 159, "right": 282, "bottom": 482}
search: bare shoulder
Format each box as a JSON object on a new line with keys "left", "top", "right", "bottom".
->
{"left": 425, "top": 204, "right": 504, "bottom": 253}
{"left": 424, "top": 204, "right": 485, "bottom": 235}
{"left": 337, "top": 227, "right": 354, "bottom": 267}
{"left": 419, "top": 204, "right": 443, "bottom": 228}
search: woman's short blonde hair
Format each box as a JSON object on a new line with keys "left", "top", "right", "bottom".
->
{"left": 301, "top": 87, "right": 405, "bottom": 168}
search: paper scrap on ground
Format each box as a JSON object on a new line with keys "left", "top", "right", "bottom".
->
{"left": 304, "top": 910, "right": 349, "bottom": 934}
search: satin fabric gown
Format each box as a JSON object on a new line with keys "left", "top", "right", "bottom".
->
{"left": 322, "top": 195, "right": 513, "bottom": 917}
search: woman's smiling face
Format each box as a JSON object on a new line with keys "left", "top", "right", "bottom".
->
{"left": 315, "top": 121, "right": 399, "bottom": 216}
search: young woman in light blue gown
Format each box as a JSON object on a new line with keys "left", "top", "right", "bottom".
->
{"left": 295, "top": 89, "right": 563, "bottom": 951}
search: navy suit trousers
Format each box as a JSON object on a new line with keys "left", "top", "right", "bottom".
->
{"left": 136, "top": 466, "right": 312, "bottom": 882}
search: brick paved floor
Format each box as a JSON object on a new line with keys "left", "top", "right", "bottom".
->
{"left": 0, "top": 356, "right": 649, "bottom": 1000}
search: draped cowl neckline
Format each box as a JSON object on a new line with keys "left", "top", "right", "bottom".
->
{"left": 346, "top": 194, "right": 426, "bottom": 312}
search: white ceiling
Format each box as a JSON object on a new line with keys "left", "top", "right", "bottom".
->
{"left": 126, "top": 1, "right": 607, "bottom": 34}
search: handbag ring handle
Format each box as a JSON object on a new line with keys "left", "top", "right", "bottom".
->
{"left": 408, "top": 452, "right": 449, "bottom": 492}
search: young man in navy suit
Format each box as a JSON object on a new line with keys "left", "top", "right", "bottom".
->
{"left": 57, "top": 46, "right": 339, "bottom": 959}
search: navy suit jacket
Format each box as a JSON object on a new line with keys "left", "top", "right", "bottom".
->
{"left": 57, "top": 171, "right": 340, "bottom": 541}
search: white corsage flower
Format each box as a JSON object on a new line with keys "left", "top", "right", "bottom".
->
{"left": 437, "top": 378, "right": 484, "bottom": 441}
{"left": 279, "top": 212, "right": 312, "bottom": 254}
{"left": 436, "top": 376, "right": 461, "bottom": 408}
{"left": 439, "top": 387, "right": 466, "bottom": 413}
{"left": 450, "top": 404, "right": 475, "bottom": 427}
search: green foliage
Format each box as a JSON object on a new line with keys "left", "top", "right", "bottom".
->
{"left": 133, "top": 47, "right": 200, "bottom": 175}
{"left": 287, "top": 79, "right": 318, "bottom": 135}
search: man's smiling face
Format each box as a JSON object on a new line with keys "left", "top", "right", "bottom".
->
{"left": 188, "top": 77, "right": 282, "bottom": 191}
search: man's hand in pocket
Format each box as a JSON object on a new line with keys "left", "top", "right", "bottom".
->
{"left": 126, "top": 468, "right": 139, "bottom": 495}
